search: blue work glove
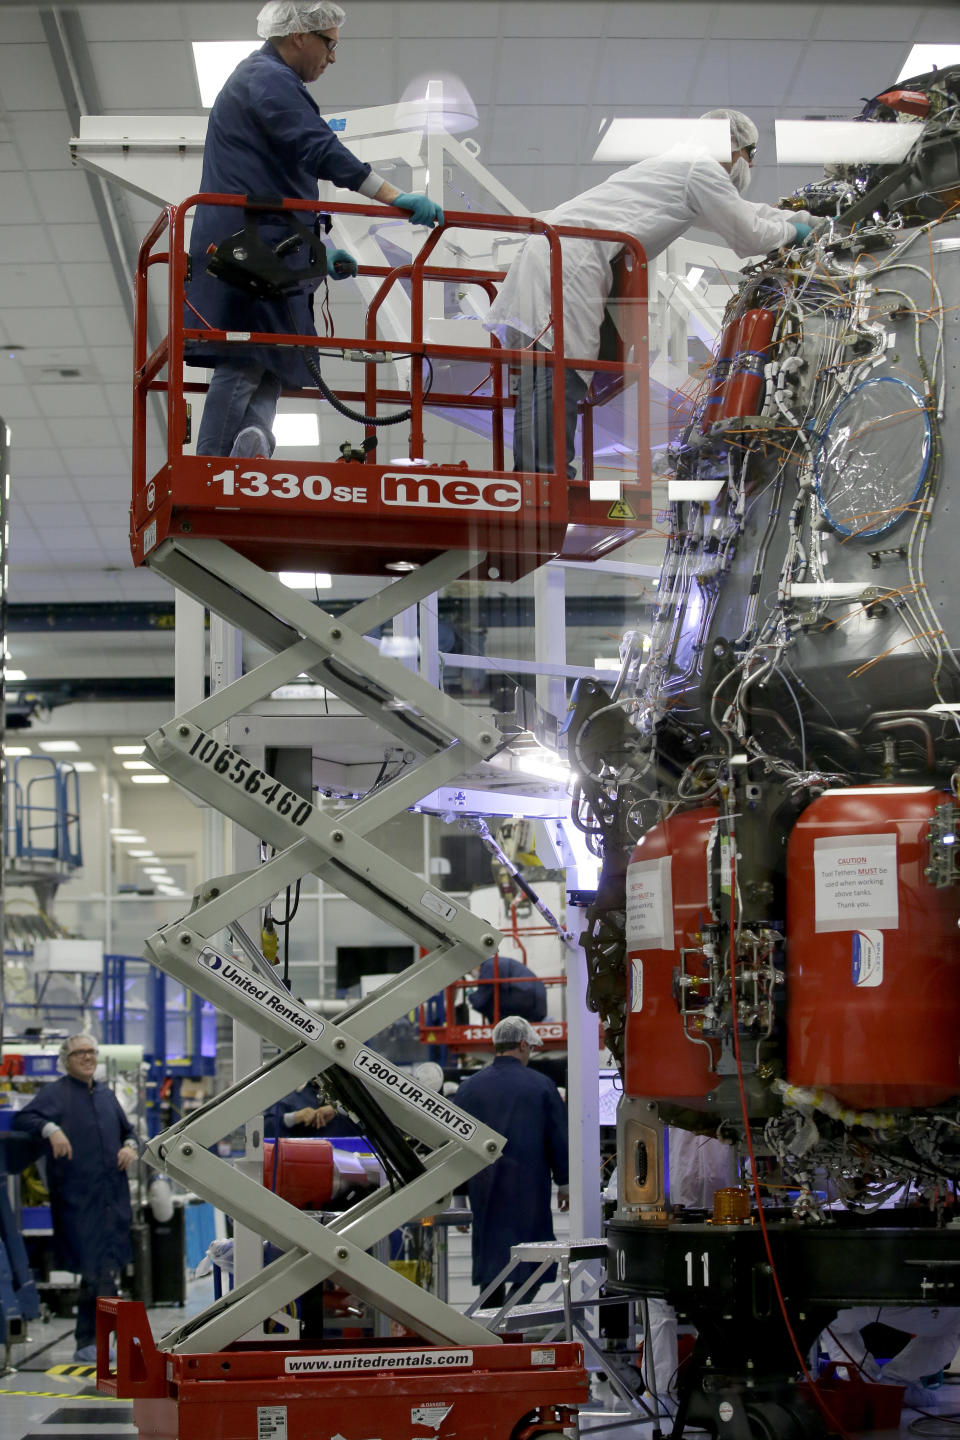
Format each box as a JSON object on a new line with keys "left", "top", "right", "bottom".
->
{"left": 792, "top": 221, "right": 814, "bottom": 244}
{"left": 328, "top": 247, "right": 358, "bottom": 279}
{"left": 393, "top": 192, "right": 444, "bottom": 227}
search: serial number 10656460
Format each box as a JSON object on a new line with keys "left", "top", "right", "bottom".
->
{"left": 187, "top": 731, "right": 314, "bottom": 827}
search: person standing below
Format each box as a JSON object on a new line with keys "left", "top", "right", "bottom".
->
{"left": 469, "top": 952, "right": 548, "bottom": 1026}
{"left": 13, "top": 1033, "right": 137, "bottom": 1362}
{"left": 456, "top": 1016, "right": 569, "bottom": 1308}
{"left": 190, "top": 0, "right": 444, "bottom": 460}
{"left": 485, "top": 109, "right": 816, "bottom": 477}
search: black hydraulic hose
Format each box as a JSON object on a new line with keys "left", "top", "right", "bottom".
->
{"left": 283, "top": 299, "right": 411, "bottom": 427}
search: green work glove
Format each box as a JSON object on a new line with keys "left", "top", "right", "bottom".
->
{"left": 393, "top": 192, "right": 445, "bottom": 227}
{"left": 328, "top": 247, "right": 358, "bottom": 278}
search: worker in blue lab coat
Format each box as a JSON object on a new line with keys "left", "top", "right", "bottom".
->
{"left": 189, "top": 0, "right": 444, "bottom": 461}
{"left": 456, "top": 1016, "right": 569, "bottom": 1307}
{"left": 13, "top": 1033, "right": 137, "bottom": 1362}
{"left": 264, "top": 1080, "right": 359, "bottom": 1138}
{"left": 469, "top": 954, "right": 548, "bottom": 1026}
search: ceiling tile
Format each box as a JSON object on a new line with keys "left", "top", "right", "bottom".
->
{"left": 31, "top": 170, "right": 99, "bottom": 225}
{"left": 0, "top": 171, "right": 41, "bottom": 224}
{"left": 0, "top": 43, "right": 65, "bottom": 112}
{"left": 61, "top": 262, "right": 126, "bottom": 309}
{"left": 495, "top": 41, "right": 601, "bottom": 107}
{"left": 76, "top": 306, "right": 133, "bottom": 349}
{"left": 606, "top": 3, "right": 717, "bottom": 39}
{"left": 1, "top": 12, "right": 46, "bottom": 43}
{"left": 4, "top": 416, "right": 56, "bottom": 448}
{"left": 5, "top": 307, "right": 88, "bottom": 350}
{"left": 785, "top": 40, "right": 916, "bottom": 105}
{"left": 48, "top": 223, "right": 113, "bottom": 266}
{"left": 34, "top": 383, "right": 111, "bottom": 420}
{"left": 812, "top": 5, "right": 920, "bottom": 41}
{"left": 0, "top": 226, "right": 55, "bottom": 263}
{"left": 6, "top": 448, "right": 67, "bottom": 479}
{"left": 0, "top": 265, "right": 72, "bottom": 310}
{"left": 46, "top": 414, "right": 123, "bottom": 449}
{"left": 7, "top": 110, "right": 75, "bottom": 171}
{"left": 80, "top": 3, "right": 202, "bottom": 42}
{"left": 692, "top": 40, "right": 805, "bottom": 108}
{"left": 705, "top": 4, "right": 820, "bottom": 38}
{"left": 0, "top": 384, "right": 39, "bottom": 420}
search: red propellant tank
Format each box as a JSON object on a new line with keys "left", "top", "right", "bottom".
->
{"left": 623, "top": 806, "right": 719, "bottom": 1107}
{"left": 786, "top": 785, "right": 960, "bottom": 1109}
{"left": 699, "top": 316, "right": 741, "bottom": 434}
{"left": 719, "top": 308, "right": 776, "bottom": 422}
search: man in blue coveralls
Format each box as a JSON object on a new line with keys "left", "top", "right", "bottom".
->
{"left": 13, "top": 1033, "right": 137, "bottom": 1362}
{"left": 189, "top": 0, "right": 444, "bottom": 460}
{"left": 456, "top": 1016, "right": 569, "bottom": 1308}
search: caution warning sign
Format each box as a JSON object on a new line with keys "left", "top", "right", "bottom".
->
{"left": 607, "top": 498, "right": 637, "bottom": 520}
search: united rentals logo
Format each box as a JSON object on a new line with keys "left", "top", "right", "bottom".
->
{"left": 197, "top": 951, "right": 324, "bottom": 1040}
{"left": 284, "top": 1349, "right": 472, "bottom": 1375}
{"left": 353, "top": 1050, "right": 477, "bottom": 1140}
{"left": 381, "top": 473, "right": 522, "bottom": 512}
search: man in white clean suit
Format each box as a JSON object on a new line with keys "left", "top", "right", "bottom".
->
{"left": 485, "top": 109, "right": 814, "bottom": 476}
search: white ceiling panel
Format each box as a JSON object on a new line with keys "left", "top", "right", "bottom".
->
{"left": 7, "top": 110, "right": 78, "bottom": 172}
{"left": 494, "top": 40, "right": 602, "bottom": 108}
{"left": 48, "top": 223, "right": 115, "bottom": 265}
{"left": 0, "top": 224, "right": 56, "bottom": 262}
{"left": 0, "top": 42, "right": 66, "bottom": 112}
{"left": 0, "top": 384, "right": 39, "bottom": 419}
{"left": 88, "top": 40, "right": 202, "bottom": 110}
{"left": 0, "top": 264, "right": 72, "bottom": 309}
{"left": 0, "top": 170, "right": 42, "bottom": 223}
{"left": 788, "top": 40, "right": 918, "bottom": 106}
{"left": 30, "top": 169, "right": 99, "bottom": 224}
{"left": 708, "top": 3, "right": 821, "bottom": 38}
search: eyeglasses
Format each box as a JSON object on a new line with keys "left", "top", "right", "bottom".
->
{"left": 742, "top": 143, "right": 757, "bottom": 163}
{"left": 317, "top": 34, "right": 338, "bottom": 52}
{"left": 70, "top": 1049, "right": 98, "bottom": 1059}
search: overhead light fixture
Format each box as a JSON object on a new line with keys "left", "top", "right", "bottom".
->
{"left": 273, "top": 413, "right": 320, "bottom": 447}
{"left": 395, "top": 75, "right": 479, "bottom": 135}
{"left": 593, "top": 117, "right": 729, "bottom": 163}
{"left": 70, "top": 761, "right": 97, "bottom": 773}
{"left": 589, "top": 479, "right": 621, "bottom": 501}
{"left": 279, "top": 572, "right": 332, "bottom": 589}
{"left": 683, "top": 267, "right": 705, "bottom": 290}
{"left": 123, "top": 760, "right": 155, "bottom": 771}
{"left": 114, "top": 834, "right": 147, "bottom": 845}
{"left": 110, "top": 827, "right": 136, "bottom": 835}
{"left": 775, "top": 119, "right": 920, "bottom": 166}
{"left": 5, "top": 668, "right": 26, "bottom": 681}
{"left": 129, "top": 850, "right": 155, "bottom": 858}
{"left": 131, "top": 774, "right": 170, "bottom": 784}
{"left": 113, "top": 744, "right": 145, "bottom": 756}
{"left": 898, "top": 44, "right": 960, "bottom": 82}
{"left": 668, "top": 479, "right": 725, "bottom": 502}
{"left": 3, "top": 745, "right": 30, "bottom": 756}
{"left": 594, "top": 657, "right": 621, "bottom": 672}
{"left": 38, "top": 740, "right": 81, "bottom": 753}
{"left": 192, "top": 40, "right": 261, "bottom": 108}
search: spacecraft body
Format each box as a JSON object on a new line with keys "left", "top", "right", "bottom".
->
{"left": 574, "top": 67, "right": 960, "bottom": 1219}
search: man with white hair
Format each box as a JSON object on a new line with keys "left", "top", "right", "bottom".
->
{"left": 485, "top": 108, "right": 816, "bottom": 477}
{"left": 455, "top": 1015, "right": 569, "bottom": 1307}
{"left": 13, "top": 1034, "right": 137, "bottom": 1362}
{"left": 191, "top": 1, "right": 444, "bottom": 460}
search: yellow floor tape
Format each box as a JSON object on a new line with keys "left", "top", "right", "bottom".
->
{"left": 46, "top": 1363, "right": 98, "bottom": 1377}
{"left": 0, "top": 1387, "right": 123, "bottom": 1400}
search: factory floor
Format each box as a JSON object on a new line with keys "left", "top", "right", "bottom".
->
{"left": 2, "top": 1277, "right": 957, "bottom": 1440}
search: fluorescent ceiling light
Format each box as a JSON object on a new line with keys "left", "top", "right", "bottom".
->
{"left": 114, "top": 834, "right": 147, "bottom": 844}
{"left": 110, "top": 827, "right": 136, "bottom": 835}
{"left": 589, "top": 479, "right": 621, "bottom": 501}
{"left": 70, "top": 761, "right": 97, "bottom": 773}
{"left": 131, "top": 774, "right": 170, "bottom": 784}
{"left": 775, "top": 120, "right": 920, "bottom": 166}
{"left": 113, "top": 744, "right": 145, "bottom": 755}
{"left": 594, "top": 117, "right": 729, "bottom": 163}
{"left": 668, "top": 479, "right": 725, "bottom": 502}
{"left": 128, "top": 850, "right": 155, "bottom": 858}
{"left": 273, "top": 412, "right": 320, "bottom": 447}
{"left": 279, "top": 572, "right": 332, "bottom": 589}
{"left": 123, "top": 760, "right": 155, "bottom": 771}
{"left": 594, "top": 657, "right": 621, "bottom": 672}
{"left": 6, "top": 668, "right": 26, "bottom": 681}
{"left": 38, "top": 740, "right": 80, "bottom": 753}
{"left": 898, "top": 45, "right": 960, "bottom": 82}
{"left": 192, "top": 40, "right": 260, "bottom": 108}
{"left": 3, "top": 746, "right": 30, "bottom": 756}
{"left": 684, "top": 267, "right": 705, "bottom": 290}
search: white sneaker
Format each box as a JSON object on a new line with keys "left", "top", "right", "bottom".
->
{"left": 230, "top": 426, "right": 271, "bottom": 459}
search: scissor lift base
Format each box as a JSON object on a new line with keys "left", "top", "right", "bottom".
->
{"left": 98, "top": 1300, "right": 587, "bottom": 1440}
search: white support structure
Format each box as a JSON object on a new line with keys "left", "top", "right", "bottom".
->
{"left": 140, "top": 537, "right": 529, "bottom": 1354}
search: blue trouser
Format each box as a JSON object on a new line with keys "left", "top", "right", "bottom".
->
{"left": 507, "top": 328, "right": 588, "bottom": 478}
{"left": 196, "top": 360, "right": 282, "bottom": 457}
{"left": 76, "top": 1268, "right": 118, "bottom": 1348}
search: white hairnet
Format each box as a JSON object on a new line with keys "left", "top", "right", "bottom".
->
{"left": 491, "top": 1015, "right": 543, "bottom": 1048}
{"left": 257, "top": 1, "right": 346, "bottom": 38}
{"left": 700, "top": 108, "right": 759, "bottom": 154}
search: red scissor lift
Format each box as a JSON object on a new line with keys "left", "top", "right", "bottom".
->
{"left": 104, "top": 195, "right": 652, "bottom": 1440}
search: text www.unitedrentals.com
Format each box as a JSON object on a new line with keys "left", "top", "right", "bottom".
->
{"left": 284, "top": 1350, "right": 473, "bottom": 1375}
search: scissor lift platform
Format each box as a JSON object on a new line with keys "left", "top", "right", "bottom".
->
{"left": 133, "top": 195, "right": 653, "bottom": 579}
{"left": 99, "top": 1300, "right": 587, "bottom": 1440}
